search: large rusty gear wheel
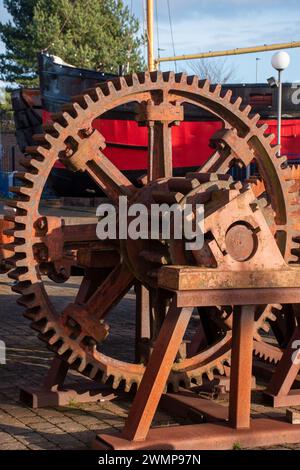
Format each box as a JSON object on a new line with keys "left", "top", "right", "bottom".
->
{"left": 5, "top": 71, "right": 300, "bottom": 391}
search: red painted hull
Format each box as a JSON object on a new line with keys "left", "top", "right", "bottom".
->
{"left": 43, "top": 110, "right": 300, "bottom": 171}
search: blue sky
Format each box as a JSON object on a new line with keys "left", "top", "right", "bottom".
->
{"left": 125, "top": 0, "right": 300, "bottom": 83}
{"left": 1, "top": 0, "right": 300, "bottom": 85}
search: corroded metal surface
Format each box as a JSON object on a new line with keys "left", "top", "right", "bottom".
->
{"left": 3, "top": 71, "right": 300, "bottom": 396}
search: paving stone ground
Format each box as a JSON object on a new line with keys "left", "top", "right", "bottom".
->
{"left": 0, "top": 272, "right": 300, "bottom": 450}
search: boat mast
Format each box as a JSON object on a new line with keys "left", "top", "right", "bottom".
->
{"left": 146, "top": 0, "right": 155, "bottom": 71}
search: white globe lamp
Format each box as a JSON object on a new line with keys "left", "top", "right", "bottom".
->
{"left": 271, "top": 51, "right": 290, "bottom": 71}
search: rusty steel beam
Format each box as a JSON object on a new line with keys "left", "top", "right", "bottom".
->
{"left": 174, "top": 288, "right": 300, "bottom": 307}
{"left": 156, "top": 40, "right": 300, "bottom": 64}
{"left": 121, "top": 298, "right": 193, "bottom": 441}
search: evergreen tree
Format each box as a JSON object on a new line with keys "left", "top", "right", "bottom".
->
{"left": 0, "top": 0, "right": 145, "bottom": 86}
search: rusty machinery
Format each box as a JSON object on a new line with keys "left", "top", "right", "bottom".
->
{"left": 3, "top": 71, "right": 300, "bottom": 448}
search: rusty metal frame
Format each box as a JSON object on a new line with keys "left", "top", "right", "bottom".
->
{"left": 93, "top": 277, "right": 300, "bottom": 450}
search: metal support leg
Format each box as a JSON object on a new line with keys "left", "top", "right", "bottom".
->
{"left": 229, "top": 305, "right": 255, "bottom": 429}
{"left": 135, "top": 283, "right": 151, "bottom": 362}
{"left": 121, "top": 296, "right": 193, "bottom": 441}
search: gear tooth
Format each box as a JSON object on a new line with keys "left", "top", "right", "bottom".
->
{"left": 3, "top": 242, "right": 15, "bottom": 253}
{"left": 206, "top": 370, "right": 214, "bottom": 381}
{"left": 111, "top": 76, "right": 124, "bottom": 90}
{"left": 264, "top": 132, "right": 275, "bottom": 144}
{"left": 118, "top": 77, "right": 129, "bottom": 90}
{"left": 61, "top": 102, "right": 78, "bottom": 116}
{"left": 5, "top": 254, "right": 25, "bottom": 268}
{"left": 134, "top": 72, "right": 145, "bottom": 84}
{"left": 57, "top": 342, "right": 69, "bottom": 356}
{"left": 33, "top": 146, "right": 49, "bottom": 159}
{"left": 73, "top": 102, "right": 84, "bottom": 114}
{"left": 210, "top": 83, "right": 222, "bottom": 95}
{"left": 222, "top": 89, "right": 232, "bottom": 101}
{"left": 107, "top": 81, "right": 118, "bottom": 95}
{"left": 19, "top": 156, "right": 37, "bottom": 170}
{"left": 175, "top": 72, "right": 187, "bottom": 84}
{"left": 250, "top": 113, "right": 261, "bottom": 124}
{"left": 48, "top": 333, "right": 60, "bottom": 346}
{"left": 49, "top": 111, "right": 66, "bottom": 125}
{"left": 23, "top": 307, "right": 39, "bottom": 320}
{"left": 52, "top": 121, "right": 64, "bottom": 134}
{"left": 8, "top": 267, "right": 28, "bottom": 281}
{"left": 242, "top": 104, "right": 252, "bottom": 116}
{"left": 277, "top": 155, "right": 287, "bottom": 165}
{"left": 31, "top": 319, "right": 46, "bottom": 333}
{"left": 270, "top": 143, "right": 280, "bottom": 152}
{"left": 258, "top": 123, "right": 269, "bottom": 133}
{"left": 68, "top": 352, "right": 79, "bottom": 365}
{"left": 44, "top": 133, "right": 57, "bottom": 146}
{"left": 11, "top": 280, "right": 32, "bottom": 294}
{"left": 262, "top": 323, "right": 270, "bottom": 333}
{"left": 253, "top": 332, "right": 260, "bottom": 341}
{"left": 78, "top": 358, "right": 87, "bottom": 372}
{"left": 216, "top": 363, "right": 225, "bottom": 375}
{"left": 162, "top": 71, "right": 175, "bottom": 83}
{"left": 131, "top": 72, "right": 141, "bottom": 85}
{"left": 32, "top": 133, "right": 51, "bottom": 146}
{"left": 198, "top": 78, "right": 210, "bottom": 90}
{"left": 186, "top": 75, "right": 198, "bottom": 87}
{"left": 9, "top": 186, "right": 31, "bottom": 198}
{"left": 112, "top": 376, "right": 121, "bottom": 389}
{"left": 153, "top": 70, "right": 163, "bottom": 82}
{"left": 269, "top": 313, "right": 277, "bottom": 322}
{"left": 123, "top": 74, "right": 135, "bottom": 87}
{"left": 124, "top": 381, "right": 132, "bottom": 393}
{"left": 232, "top": 96, "right": 242, "bottom": 108}
{"left": 14, "top": 171, "right": 35, "bottom": 185}
{"left": 195, "top": 376, "right": 202, "bottom": 386}
{"left": 17, "top": 294, "right": 38, "bottom": 310}
{"left": 83, "top": 86, "right": 101, "bottom": 102}
{"left": 95, "top": 86, "right": 106, "bottom": 101}
{"left": 101, "top": 373, "right": 108, "bottom": 384}
{"left": 230, "top": 181, "right": 243, "bottom": 191}
{"left": 83, "top": 93, "right": 94, "bottom": 106}
{"left": 7, "top": 229, "right": 26, "bottom": 240}
{"left": 72, "top": 93, "right": 92, "bottom": 108}
{"left": 5, "top": 199, "right": 28, "bottom": 212}
{"left": 293, "top": 234, "right": 300, "bottom": 244}
{"left": 139, "top": 70, "right": 149, "bottom": 82}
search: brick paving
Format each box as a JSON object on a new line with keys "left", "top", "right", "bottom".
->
{"left": 0, "top": 272, "right": 300, "bottom": 450}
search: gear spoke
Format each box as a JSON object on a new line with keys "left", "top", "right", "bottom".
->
{"left": 85, "top": 262, "right": 134, "bottom": 320}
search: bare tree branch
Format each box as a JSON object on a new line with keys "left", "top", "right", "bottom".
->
{"left": 186, "top": 58, "right": 237, "bottom": 84}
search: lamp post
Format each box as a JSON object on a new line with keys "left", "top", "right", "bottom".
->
{"left": 271, "top": 51, "right": 290, "bottom": 156}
